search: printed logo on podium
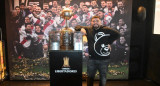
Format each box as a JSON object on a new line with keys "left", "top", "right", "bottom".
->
{"left": 63, "top": 56, "right": 70, "bottom": 68}
{"left": 55, "top": 56, "right": 77, "bottom": 73}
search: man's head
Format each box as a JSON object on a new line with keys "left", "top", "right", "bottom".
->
{"left": 25, "top": 17, "right": 31, "bottom": 23}
{"left": 53, "top": 0, "right": 58, "bottom": 7}
{"left": 57, "top": 5, "right": 62, "bottom": 13}
{"left": 70, "top": 19, "right": 78, "bottom": 27}
{"left": 65, "top": 0, "right": 71, "bottom": 5}
{"left": 20, "top": 3, "right": 25, "bottom": 10}
{"left": 118, "top": 18, "right": 124, "bottom": 26}
{"left": 82, "top": 5, "right": 89, "bottom": 13}
{"left": 35, "top": 25, "right": 41, "bottom": 33}
{"left": 11, "top": 10, "right": 18, "bottom": 17}
{"left": 43, "top": 3, "right": 49, "bottom": 12}
{"left": 73, "top": 4, "right": 79, "bottom": 13}
{"left": 46, "top": 11, "right": 53, "bottom": 20}
{"left": 15, "top": 6, "right": 20, "bottom": 14}
{"left": 27, "top": 5, "right": 33, "bottom": 12}
{"left": 51, "top": 7, "right": 57, "bottom": 14}
{"left": 25, "top": 23, "right": 32, "bottom": 33}
{"left": 101, "top": 0, "right": 106, "bottom": 8}
{"left": 85, "top": 1, "right": 91, "bottom": 6}
{"left": 117, "top": 1, "right": 124, "bottom": 9}
{"left": 80, "top": 2, "right": 84, "bottom": 8}
{"left": 120, "top": 36, "right": 126, "bottom": 44}
{"left": 98, "top": 10, "right": 104, "bottom": 19}
{"left": 106, "top": 0, "right": 113, "bottom": 9}
{"left": 32, "top": 3, "right": 38, "bottom": 12}
{"left": 35, "top": 6, "right": 41, "bottom": 15}
{"left": 91, "top": 0, "right": 97, "bottom": 7}
{"left": 91, "top": 16, "right": 101, "bottom": 29}
{"left": 93, "top": 7, "right": 99, "bottom": 15}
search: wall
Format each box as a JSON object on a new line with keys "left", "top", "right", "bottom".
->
{"left": 146, "top": 0, "right": 160, "bottom": 85}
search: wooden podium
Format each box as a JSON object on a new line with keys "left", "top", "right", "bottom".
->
{"left": 49, "top": 50, "right": 82, "bottom": 86}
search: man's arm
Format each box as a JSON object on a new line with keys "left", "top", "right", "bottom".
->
{"left": 75, "top": 25, "right": 89, "bottom": 35}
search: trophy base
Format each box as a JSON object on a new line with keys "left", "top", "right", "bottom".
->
{"left": 60, "top": 45, "right": 73, "bottom": 50}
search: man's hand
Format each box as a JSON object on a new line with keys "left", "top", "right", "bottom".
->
{"left": 108, "top": 44, "right": 111, "bottom": 51}
{"left": 75, "top": 25, "right": 82, "bottom": 31}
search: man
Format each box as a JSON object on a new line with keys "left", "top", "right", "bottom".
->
{"left": 52, "top": 0, "right": 58, "bottom": 8}
{"left": 62, "top": 0, "right": 73, "bottom": 9}
{"left": 43, "top": 3, "right": 49, "bottom": 14}
{"left": 29, "top": 6, "right": 45, "bottom": 25}
{"left": 75, "top": 16, "right": 120, "bottom": 86}
{"left": 81, "top": 5, "right": 94, "bottom": 26}
{"left": 18, "top": 23, "right": 37, "bottom": 58}
{"left": 100, "top": 0, "right": 107, "bottom": 11}
{"left": 97, "top": 10, "right": 112, "bottom": 26}
{"left": 104, "top": 0, "right": 117, "bottom": 17}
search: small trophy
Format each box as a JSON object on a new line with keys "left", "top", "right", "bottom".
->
{"left": 49, "top": 31, "right": 60, "bottom": 50}
{"left": 60, "top": 8, "right": 74, "bottom": 50}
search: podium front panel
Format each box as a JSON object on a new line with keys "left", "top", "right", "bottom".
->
{"left": 49, "top": 50, "right": 82, "bottom": 86}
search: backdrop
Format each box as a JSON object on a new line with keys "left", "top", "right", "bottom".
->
{"left": 5, "top": 0, "right": 132, "bottom": 80}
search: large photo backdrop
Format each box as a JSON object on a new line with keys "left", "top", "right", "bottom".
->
{"left": 5, "top": 0, "right": 132, "bottom": 80}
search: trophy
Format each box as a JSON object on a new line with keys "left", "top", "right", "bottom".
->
{"left": 60, "top": 8, "right": 74, "bottom": 50}
{"left": 49, "top": 31, "right": 60, "bottom": 50}
{"left": 74, "top": 32, "right": 83, "bottom": 50}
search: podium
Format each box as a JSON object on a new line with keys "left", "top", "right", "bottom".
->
{"left": 49, "top": 50, "right": 82, "bottom": 86}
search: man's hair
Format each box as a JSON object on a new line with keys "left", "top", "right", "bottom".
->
{"left": 43, "top": 3, "right": 49, "bottom": 6}
{"left": 25, "top": 23, "right": 31, "bottom": 27}
{"left": 47, "top": 10, "right": 53, "bottom": 16}
{"left": 107, "top": 0, "right": 113, "bottom": 2}
{"left": 83, "top": 5, "right": 89, "bottom": 8}
{"left": 98, "top": 10, "right": 104, "bottom": 13}
{"left": 20, "top": 3, "right": 25, "bottom": 6}
{"left": 15, "top": 6, "right": 20, "bottom": 9}
{"left": 91, "top": 16, "right": 100, "bottom": 21}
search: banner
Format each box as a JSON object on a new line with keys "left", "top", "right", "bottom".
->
{"left": 5, "top": 0, "right": 132, "bottom": 80}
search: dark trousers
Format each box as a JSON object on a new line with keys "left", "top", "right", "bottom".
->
{"left": 87, "top": 59, "right": 110, "bottom": 86}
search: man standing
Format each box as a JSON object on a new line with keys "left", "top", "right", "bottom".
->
{"left": 75, "top": 16, "right": 120, "bottom": 86}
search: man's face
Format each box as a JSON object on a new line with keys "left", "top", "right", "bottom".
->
{"left": 25, "top": 17, "right": 30, "bottom": 23}
{"left": 120, "top": 37, "right": 125, "bottom": 44}
{"left": 110, "top": 23, "right": 116, "bottom": 29}
{"left": 47, "top": 12, "right": 52, "bottom": 20}
{"left": 98, "top": 11, "right": 104, "bottom": 19}
{"left": 83, "top": 6, "right": 88, "bottom": 13}
{"left": 91, "top": 1, "right": 97, "bottom": 7}
{"left": 36, "top": 7, "right": 41, "bottom": 15}
{"left": 26, "top": 25, "right": 32, "bottom": 32}
{"left": 43, "top": 5, "right": 49, "bottom": 11}
{"left": 85, "top": 2, "right": 91, "bottom": 6}
{"left": 91, "top": 18, "right": 101, "bottom": 28}
{"left": 101, "top": 1, "right": 106, "bottom": 8}
{"left": 35, "top": 26, "right": 41, "bottom": 33}
{"left": 80, "top": 2, "right": 84, "bottom": 8}
{"left": 120, "top": 28, "right": 125, "bottom": 35}
{"left": 118, "top": 1, "right": 124, "bottom": 9}
{"left": 65, "top": 0, "right": 71, "bottom": 5}
{"left": 15, "top": 7, "right": 20, "bottom": 14}
{"left": 53, "top": 1, "right": 58, "bottom": 7}
{"left": 57, "top": 6, "right": 62, "bottom": 13}
{"left": 106, "top": 1, "right": 113, "bottom": 9}
{"left": 20, "top": 5, "right": 25, "bottom": 10}
{"left": 28, "top": 6, "right": 33, "bottom": 12}
{"left": 71, "top": 20, "right": 78, "bottom": 27}
{"left": 51, "top": 7, "right": 57, "bottom": 14}
{"left": 32, "top": 4, "right": 37, "bottom": 11}
{"left": 93, "top": 8, "right": 99, "bottom": 14}
{"left": 119, "top": 19, "right": 124, "bottom": 26}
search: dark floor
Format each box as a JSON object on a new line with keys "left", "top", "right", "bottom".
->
{"left": 0, "top": 80, "right": 159, "bottom": 86}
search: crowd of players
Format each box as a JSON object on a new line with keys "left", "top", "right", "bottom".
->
{"left": 9, "top": 0, "right": 130, "bottom": 62}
